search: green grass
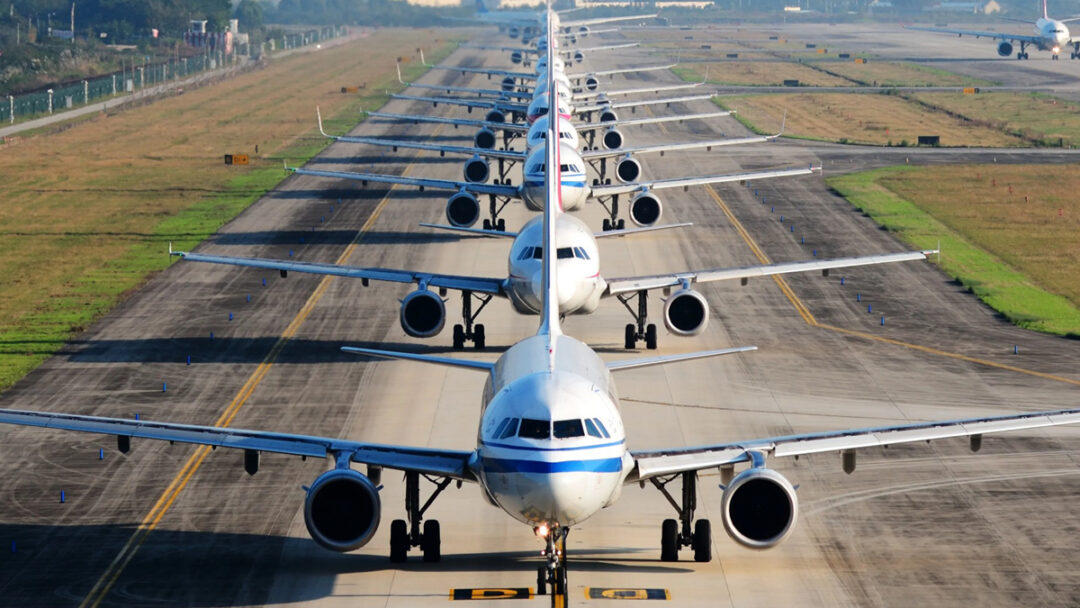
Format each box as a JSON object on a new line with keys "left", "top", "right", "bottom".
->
{"left": 0, "top": 37, "right": 461, "bottom": 392}
{"left": 827, "top": 167, "right": 1080, "bottom": 337}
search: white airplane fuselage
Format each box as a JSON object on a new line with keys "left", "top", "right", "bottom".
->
{"left": 521, "top": 141, "right": 589, "bottom": 210}
{"left": 475, "top": 332, "right": 629, "bottom": 527}
{"left": 506, "top": 214, "right": 605, "bottom": 316}
{"left": 1035, "top": 17, "right": 1071, "bottom": 52}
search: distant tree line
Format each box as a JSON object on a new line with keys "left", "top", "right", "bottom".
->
{"left": 261, "top": 0, "right": 472, "bottom": 27}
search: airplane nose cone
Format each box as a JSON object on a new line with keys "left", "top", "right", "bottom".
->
{"left": 557, "top": 272, "right": 578, "bottom": 308}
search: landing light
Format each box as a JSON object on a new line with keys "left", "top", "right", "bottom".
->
{"left": 535, "top": 523, "right": 550, "bottom": 538}
{"left": 1053, "top": 46, "right": 1061, "bottom": 53}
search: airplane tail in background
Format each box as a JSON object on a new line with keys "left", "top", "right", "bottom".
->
{"left": 476, "top": 0, "right": 489, "bottom": 13}
{"left": 1043, "top": 0, "right": 1049, "bottom": 19}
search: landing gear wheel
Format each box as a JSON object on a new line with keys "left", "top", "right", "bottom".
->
{"left": 660, "top": 518, "right": 679, "bottom": 562}
{"left": 483, "top": 219, "right": 492, "bottom": 230}
{"left": 603, "top": 218, "right": 612, "bottom": 232}
{"left": 496, "top": 218, "right": 506, "bottom": 232}
{"left": 473, "top": 324, "right": 486, "bottom": 350}
{"left": 645, "top": 324, "right": 658, "bottom": 350}
{"left": 390, "top": 519, "right": 409, "bottom": 563}
{"left": 452, "top": 324, "right": 465, "bottom": 350}
{"left": 624, "top": 323, "right": 636, "bottom": 349}
{"left": 536, "top": 566, "right": 547, "bottom": 595}
{"left": 617, "top": 219, "right": 626, "bottom": 230}
{"left": 422, "top": 520, "right": 441, "bottom": 562}
{"left": 554, "top": 565, "right": 568, "bottom": 597}
{"left": 1053, "top": 53, "right": 1060, "bottom": 60}
{"left": 693, "top": 519, "right": 712, "bottom": 562}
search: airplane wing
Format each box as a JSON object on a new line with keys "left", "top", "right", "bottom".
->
{"left": 572, "top": 110, "right": 734, "bottom": 132}
{"left": 574, "top": 93, "right": 718, "bottom": 115}
{"left": 606, "top": 346, "right": 756, "bottom": 371}
{"left": 319, "top": 134, "right": 525, "bottom": 162}
{"left": 591, "top": 166, "right": 818, "bottom": 198}
{"left": 0, "top": 408, "right": 477, "bottom": 481}
{"left": 604, "top": 250, "right": 937, "bottom": 296}
{"left": 628, "top": 407, "right": 1080, "bottom": 482}
{"left": 365, "top": 111, "right": 530, "bottom": 133}
{"left": 391, "top": 94, "right": 528, "bottom": 114}
{"left": 171, "top": 250, "right": 508, "bottom": 296}
{"left": 904, "top": 25, "right": 1043, "bottom": 45}
{"left": 563, "top": 13, "right": 658, "bottom": 27}
{"left": 419, "top": 222, "right": 520, "bottom": 238}
{"left": 587, "top": 63, "right": 677, "bottom": 77}
{"left": 428, "top": 64, "right": 535, "bottom": 81}
{"left": 287, "top": 166, "right": 519, "bottom": 198}
{"left": 561, "top": 42, "right": 639, "bottom": 54}
{"left": 581, "top": 134, "right": 776, "bottom": 162}
{"left": 576, "top": 81, "right": 703, "bottom": 100}
{"left": 593, "top": 222, "right": 692, "bottom": 238}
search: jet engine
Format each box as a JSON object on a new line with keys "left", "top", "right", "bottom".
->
{"left": 484, "top": 109, "right": 506, "bottom": 124}
{"left": 400, "top": 289, "right": 446, "bottom": 338}
{"left": 578, "top": 25, "right": 590, "bottom": 36}
{"left": 573, "top": 50, "right": 585, "bottom": 64}
{"left": 599, "top": 108, "right": 618, "bottom": 123}
{"left": 508, "top": 26, "right": 520, "bottom": 39}
{"left": 629, "top": 191, "right": 663, "bottom": 227}
{"left": 303, "top": 468, "right": 381, "bottom": 552}
{"left": 474, "top": 128, "right": 497, "bottom": 150}
{"left": 662, "top": 287, "right": 708, "bottom": 336}
{"left": 445, "top": 192, "right": 481, "bottom": 227}
{"left": 463, "top": 156, "right": 490, "bottom": 183}
{"left": 720, "top": 467, "right": 798, "bottom": 550}
{"left": 511, "top": 50, "right": 524, "bottom": 64}
{"left": 601, "top": 128, "right": 625, "bottom": 150}
{"left": 615, "top": 156, "right": 641, "bottom": 183}
{"left": 501, "top": 76, "right": 516, "bottom": 92}
{"left": 997, "top": 41, "right": 1013, "bottom": 57}
{"left": 585, "top": 75, "right": 600, "bottom": 91}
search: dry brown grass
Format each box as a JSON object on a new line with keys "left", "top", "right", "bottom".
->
{"left": 720, "top": 93, "right": 1024, "bottom": 146}
{"left": 821, "top": 61, "right": 991, "bottom": 87}
{"left": 909, "top": 92, "right": 1080, "bottom": 147}
{"left": 678, "top": 62, "right": 853, "bottom": 87}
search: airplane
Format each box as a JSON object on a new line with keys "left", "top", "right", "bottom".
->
{"left": 471, "top": 40, "right": 639, "bottom": 66}
{"left": 3, "top": 46, "right": 1080, "bottom": 605}
{"left": 426, "top": 56, "right": 681, "bottom": 92}
{"left": 315, "top": 106, "right": 780, "bottom": 187}
{"left": 907, "top": 0, "right": 1079, "bottom": 60}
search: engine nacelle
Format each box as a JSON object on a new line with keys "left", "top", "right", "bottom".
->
{"left": 463, "top": 156, "right": 490, "bottom": 183}
{"left": 997, "top": 41, "right": 1013, "bottom": 57}
{"left": 445, "top": 192, "right": 481, "bottom": 228}
{"left": 573, "top": 50, "right": 585, "bottom": 64}
{"left": 511, "top": 50, "right": 524, "bottom": 64}
{"left": 578, "top": 25, "right": 590, "bottom": 36}
{"left": 508, "top": 26, "right": 520, "bottom": 39}
{"left": 501, "top": 76, "right": 516, "bottom": 92}
{"left": 602, "top": 128, "right": 624, "bottom": 150}
{"left": 662, "top": 287, "right": 708, "bottom": 336}
{"left": 400, "top": 289, "right": 446, "bottom": 338}
{"left": 484, "top": 109, "right": 506, "bottom": 124}
{"left": 720, "top": 468, "right": 798, "bottom": 550}
{"left": 474, "top": 128, "right": 496, "bottom": 150}
{"left": 629, "top": 191, "right": 663, "bottom": 227}
{"left": 615, "top": 156, "right": 641, "bottom": 183}
{"left": 303, "top": 468, "right": 381, "bottom": 552}
{"left": 599, "top": 108, "right": 618, "bottom": 123}
{"left": 585, "top": 75, "right": 600, "bottom": 91}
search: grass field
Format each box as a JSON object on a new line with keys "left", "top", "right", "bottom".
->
{"left": 817, "top": 61, "right": 994, "bottom": 87}
{"left": 674, "top": 62, "right": 853, "bottom": 87}
{"left": 716, "top": 93, "right": 1025, "bottom": 146}
{"left": 0, "top": 29, "right": 462, "bottom": 392}
{"left": 828, "top": 165, "right": 1080, "bottom": 336}
{"left": 909, "top": 91, "right": 1080, "bottom": 147}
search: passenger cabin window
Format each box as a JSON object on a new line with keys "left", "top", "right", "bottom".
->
{"left": 518, "top": 418, "right": 550, "bottom": 439}
{"left": 500, "top": 418, "right": 520, "bottom": 439}
{"left": 584, "top": 419, "right": 603, "bottom": 439}
{"left": 553, "top": 419, "right": 585, "bottom": 439}
{"left": 557, "top": 247, "right": 574, "bottom": 259}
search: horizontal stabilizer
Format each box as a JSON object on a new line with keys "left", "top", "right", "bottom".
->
{"left": 607, "top": 346, "right": 756, "bottom": 371}
{"left": 419, "top": 222, "right": 519, "bottom": 238}
{"left": 594, "top": 222, "right": 692, "bottom": 238}
{"left": 342, "top": 346, "right": 494, "bottom": 372}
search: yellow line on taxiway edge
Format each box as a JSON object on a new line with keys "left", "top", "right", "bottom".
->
{"left": 79, "top": 126, "right": 443, "bottom": 608}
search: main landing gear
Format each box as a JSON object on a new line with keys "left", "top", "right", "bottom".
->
{"left": 452, "top": 289, "right": 492, "bottom": 350}
{"left": 535, "top": 525, "right": 570, "bottom": 605}
{"left": 389, "top": 471, "right": 456, "bottom": 563}
{"left": 617, "top": 290, "right": 657, "bottom": 350}
{"left": 649, "top": 472, "right": 712, "bottom": 562}
{"left": 1017, "top": 42, "right": 1029, "bottom": 60}
{"left": 595, "top": 191, "right": 626, "bottom": 233}
{"left": 482, "top": 190, "right": 511, "bottom": 233}
{"left": 1072, "top": 43, "right": 1080, "bottom": 59}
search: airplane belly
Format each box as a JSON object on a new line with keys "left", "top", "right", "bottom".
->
{"left": 483, "top": 470, "right": 621, "bottom": 527}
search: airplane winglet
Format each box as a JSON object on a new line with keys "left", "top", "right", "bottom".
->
{"left": 766, "top": 111, "right": 787, "bottom": 141}
{"left": 342, "top": 346, "right": 494, "bottom": 372}
{"left": 419, "top": 222, "right": 519, "bottom": 238}
{"left": 396, "top": 62, "right": 406, "bottom": 85}
{"left": 607, "top": 346, "right": 757, "bottom": 371}
{"left": 316, "top": 107, "right": 330, "bottom": 138}
{"left": 701, "top": 65, "right": 709, "bottom": 85}
{"left": 420, "top": 49, "right": 427, "bottom": 66}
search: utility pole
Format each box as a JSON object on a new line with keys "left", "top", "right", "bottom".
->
{"left": 70, "top": 1, "right": 75, "bottom": 46}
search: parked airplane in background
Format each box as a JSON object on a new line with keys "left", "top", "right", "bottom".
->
{"left": 907, "top": 0, "right": 1079, "bottom": 59}
{"left": 3, "top": 35, "right": 1079, "bottom": 606}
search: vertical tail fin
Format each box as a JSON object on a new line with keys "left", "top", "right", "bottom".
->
{"left": 476, "top": 0, "right": 489, "bottom": 13}
{"left": 538, "top": 3, "right": 562, "bottom": 338}
{"left": 1043, "top": 0, "right": 1049, "bottom": 19}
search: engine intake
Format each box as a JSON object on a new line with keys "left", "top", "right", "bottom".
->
{"left": 662, "top": 288, "right": 708, "bottom": 336}
{"left": 573, "top": 50, "right": 585, "bottom": 64}
{"left": 720, "top": 467, "right": 798, "bottom": 550}
{"left": 602, "top": 128, "right": 624, "bottom": 150}
{"left": 485, "top": 109, "right": 506, "bottom": 124}
{"left": 585, "top": 75, "right": 600, "bottom": 91}
{"left": 400, "top": 289, "right": 446, "bottom": 338}
{"left": 615, "top": 156, "right": 641, "bottom": 183}
{"left": 474, "top": 128, "right": 496, "bottom": 150}
{"left": 463, "top": 156, "right": 490, "bottom": 183}
{"left": 511, "top": 50, "right": 524, "bottom": 64}
{"left": 445, "top": 192, "right": 481, "bottom": 227}
{"left": 997, "top": 41, "right": 1013, "bottom": 57}
{"left": 304, "top": 468, "right": 381, "bottom": 552}
{"left": 599, "top": 108, "right": 618, "bottom": 123}
{"left": 629, "top": 191, "right": 663, "bottom": 227}
{"left": 501, "top": 76, "right": 516, "bottom": 91}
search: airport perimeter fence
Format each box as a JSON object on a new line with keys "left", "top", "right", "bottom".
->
{"left": 4, "top": 25, "right": 344, "bottom": 127}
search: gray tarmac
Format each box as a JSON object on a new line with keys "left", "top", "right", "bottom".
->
{"left": 1, "top": 23, "right": 1080, "bottom": 608}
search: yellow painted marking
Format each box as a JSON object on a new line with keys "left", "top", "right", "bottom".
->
{"left": 704, "top": 185, "right": 1080, "bottom": 387}
{"left": 80, "top": 127, "right": 445, "bottom": 608}
{"left": 449, "top": 588, "right": 533, "bottom": 600}
{"left": 586, "top": 587, "right": 671, "bottom": 600}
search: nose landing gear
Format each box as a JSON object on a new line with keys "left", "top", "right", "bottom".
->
{"left": 535, "top": 526, "right": 570, "bottom": 606}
